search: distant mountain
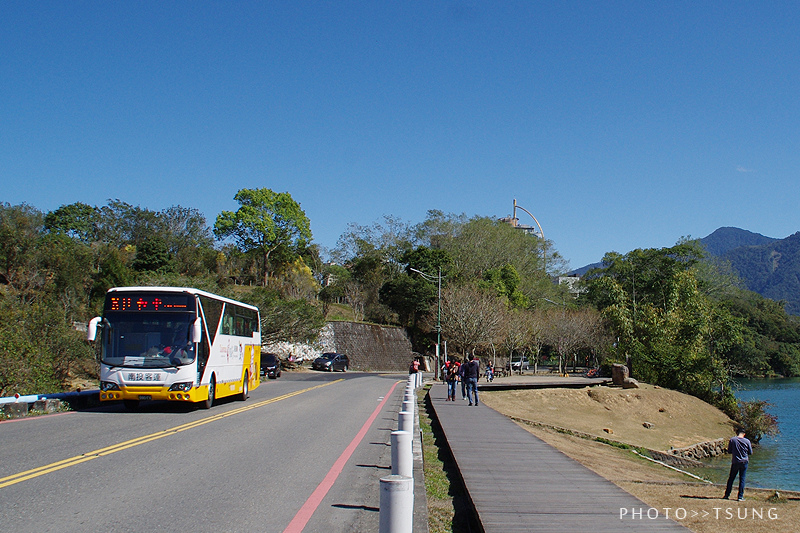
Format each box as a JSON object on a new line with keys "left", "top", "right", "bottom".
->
{"left": 699, "top": 227, "right": 778, "bottom": 256}
{"left": 569, "top": 262, "right": 603, "bottom": 277}
{"left": 721, "top": 231, "right": 800, "bottom": 315}
{"left": 570, "top": 227, "right": 800, "bottom": 315}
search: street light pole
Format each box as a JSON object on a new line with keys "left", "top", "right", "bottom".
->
{"left": 410, "top": 267, "right": 442, "bottom": 380}
{"left": 513, "top": 199, "right": 546, "bottom": 270}
{"left": 436, "top": 266, "right": 442, "bottom": 371}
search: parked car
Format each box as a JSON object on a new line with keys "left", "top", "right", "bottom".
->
{"left": 506, "top": 355, "right": 530, "bottom": 373}
{"left": 312, "top": 352, "right": 350, "bottom": 372}
{"left": 261, "top": 353, "right": 282, "bottom": 379}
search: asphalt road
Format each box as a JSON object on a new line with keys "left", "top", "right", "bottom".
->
{"left": 0, "top": 372, "right": 408, "bottom": 533}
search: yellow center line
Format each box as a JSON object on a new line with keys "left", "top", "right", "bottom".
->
{"left": 0, "top": 379, "right": 342, "bottom": 489}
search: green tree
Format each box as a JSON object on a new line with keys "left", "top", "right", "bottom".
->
{"left": 585, "top": 244, "right": 743, "bottom": 410}
{"left": 214, "top": 188, "right": 312, "bottom": 286}
{"left": 319, "top": 263, "right": 352, "bottom": 317}
{"left": 587, "top": 243, "right": 704, "bottom": 313}
{"left": 379, "top": 273, "right": 436, "bottom": 327}
{"left": 159, "top": 205, "right": 214, "bottom": 252}
{"left": 411, "top": 209, "right": 468, "bottom": 249}
{"left": 717, "top": 288, "right": 800, "bottom": 378}
{"left": 96, "top": 199, "right": 160, "bottom": 246}
{"left": 346, "top": 246, "right": 397, "bottom": 323}
{"left": 44, "top": 202, "right": 100, "bottom": 243}
{"left": 37, "top": 233, "right": 95, "bottom": 317}
{"left": 377, "top": 246, "right": 452, "bottom": 327}
{"left": 414, "top": 214, "right": 565, "bottom": 303}
{"left": 481, "top": 264, "right": 530, "bottom": 308}
{"left": 331, "top": 215, "right": 413, "bottom": 266}
{"left": 242, "top": 287, "right": 325, "bottom": 345}
{"left": 132, "top": 236, "right": 172, "bottom": 272}
{"left": 401, "top": 246, "right": 452, "bottom": 277}
{"left": 91, "top": 245, "right": 133, "bottom": 302}
{"left": 158, "top": 205, "right": 215, "bottom": 276}
{"left": 0, "top": 203, "right": 44, "bottom": 294}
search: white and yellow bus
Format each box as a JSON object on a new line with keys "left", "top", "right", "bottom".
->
{"left": 88, "top": 287, "right": 261, "bottom": 409}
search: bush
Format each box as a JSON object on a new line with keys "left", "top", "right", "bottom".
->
{"left": 736, "top": 399, "right": 779, "bottom": 444}
{"left": 0, "top": 298, "right": 94, "bottom": 396}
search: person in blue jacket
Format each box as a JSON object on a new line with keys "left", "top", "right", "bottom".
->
{"left": 723, "top": 428, "right": 753, "bottom": 501}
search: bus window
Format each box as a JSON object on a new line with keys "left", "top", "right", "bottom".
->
{"left": 221, "top": 304, "right": 235, "bottom": 335}
{"left": 198, "top": 296, "right": 222, "bottom": 344}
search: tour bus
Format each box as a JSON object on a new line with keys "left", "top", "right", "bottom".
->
{"left": 88, "top": 287, "right": 261, "bottom": 409}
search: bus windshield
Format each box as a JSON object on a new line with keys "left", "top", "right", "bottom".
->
{"left": 101, "top": 312, "right": 196, "bottom": 369}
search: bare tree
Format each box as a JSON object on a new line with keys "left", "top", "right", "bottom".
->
{"left": 438, "top": 284, "right": 504, "bottom": 358}
{"left": 576, "top": 307, "right": 610, "bottom": 369}
{"left": 344, "top": 280, "right": 366, "bottom": 322}
{"left": 524, "top": 309, "right": 547, "bottom": 373}
{"left": 544, "top": 308, "right": 584, "bottom": 374}
{"left": 498, "top": 308, "right": 532, "bottom": 371}
{"left": 544, "top": 307, "right": 609, "bottom": 374}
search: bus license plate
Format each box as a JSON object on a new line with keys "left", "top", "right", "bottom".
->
{"left": 138, "top": 395, "right": 152, "bottom": 400}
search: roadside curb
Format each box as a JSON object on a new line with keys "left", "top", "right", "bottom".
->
{"left": 0, "top": 390, "right": 101, "bottom": 420}
{"left": 412, "top": 380, "right": 430, "bottom": 533}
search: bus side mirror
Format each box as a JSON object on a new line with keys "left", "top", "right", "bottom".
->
{"left": 192, "top": 318, "right": 202, "bottom": 343}
{"left": 87, "top": 317, "right": 101, "bottom": 341}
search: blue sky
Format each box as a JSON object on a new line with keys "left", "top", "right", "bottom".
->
{"left": 3, "top": 1, "right": 799, "bottom": 269}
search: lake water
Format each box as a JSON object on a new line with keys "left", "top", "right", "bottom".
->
{"left": 694, "top": 378, "right": 800, "bottom": 492}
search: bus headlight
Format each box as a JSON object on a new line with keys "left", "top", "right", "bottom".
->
{"left": 168, "top": 382, "right": 193, "bottom": 392}
{"left": 100, "top": 381, "right": 120, "bottom": 391}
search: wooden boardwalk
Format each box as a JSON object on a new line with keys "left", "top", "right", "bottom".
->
{"left": 429, "top": 382, "right": 688, "bottom": 532}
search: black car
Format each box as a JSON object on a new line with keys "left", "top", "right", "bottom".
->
{"left": 312, "top": 352, "right": 349, "bottom": 372}
{"left": 261, "top": 353, "right": 282, "bottom": 379}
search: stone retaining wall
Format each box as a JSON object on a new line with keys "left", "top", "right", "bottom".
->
{"left": 327, "top": 321, "right": 413, "bottom": 372}
{"left": 667, "top": 438, "right": 727, "bottom": 461}
{"left": 264, "top": 321, "right": 413, "bottom": 372}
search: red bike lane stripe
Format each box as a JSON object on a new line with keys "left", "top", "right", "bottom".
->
{"left": 283, "top": 380, "right": 400, "bottom": 533}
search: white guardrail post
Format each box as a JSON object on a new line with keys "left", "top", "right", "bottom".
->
{"left": 379, "top": 475, "right": 413, "bottom": 533}
{"left": 379, "top": 374, "right": 419, "bottom": 533}
{"left": 402, "top": 398, "right": 414, "bottom": 414}
{"left": 398, "top": 410, "right": 413, "bottom": 434}
{"left": 391, "top": 430, "right": 413, "bottom": 478}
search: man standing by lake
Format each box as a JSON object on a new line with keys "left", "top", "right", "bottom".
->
{"left": 723, "top": 428, "right": 753, "bottom": 501}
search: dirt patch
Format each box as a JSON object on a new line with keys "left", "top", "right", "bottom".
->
{"left": 482, "top": 383, "right": 733, "bottom": 451}
{"left": 481, "top": 385, "right": 800, "bottom": 533}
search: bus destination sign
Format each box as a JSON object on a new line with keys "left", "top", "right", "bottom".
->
{"left": 105, "top": 293, "right": 193, "bottom": 312}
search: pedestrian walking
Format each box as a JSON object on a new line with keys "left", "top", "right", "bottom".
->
{"left": 463, "top": 354, "right": 480, "bottom": 406}
{"left": 485, "top": 361, "right": 494, "bottom": 382}
{"left": 459, "top": 358, "right": 467, "bottom": 400}
{"left": 445, "top": 361, "right": 459, "bottom": 401}
{"left": 723, "top": 428, "right": 753, "bottom": 501}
